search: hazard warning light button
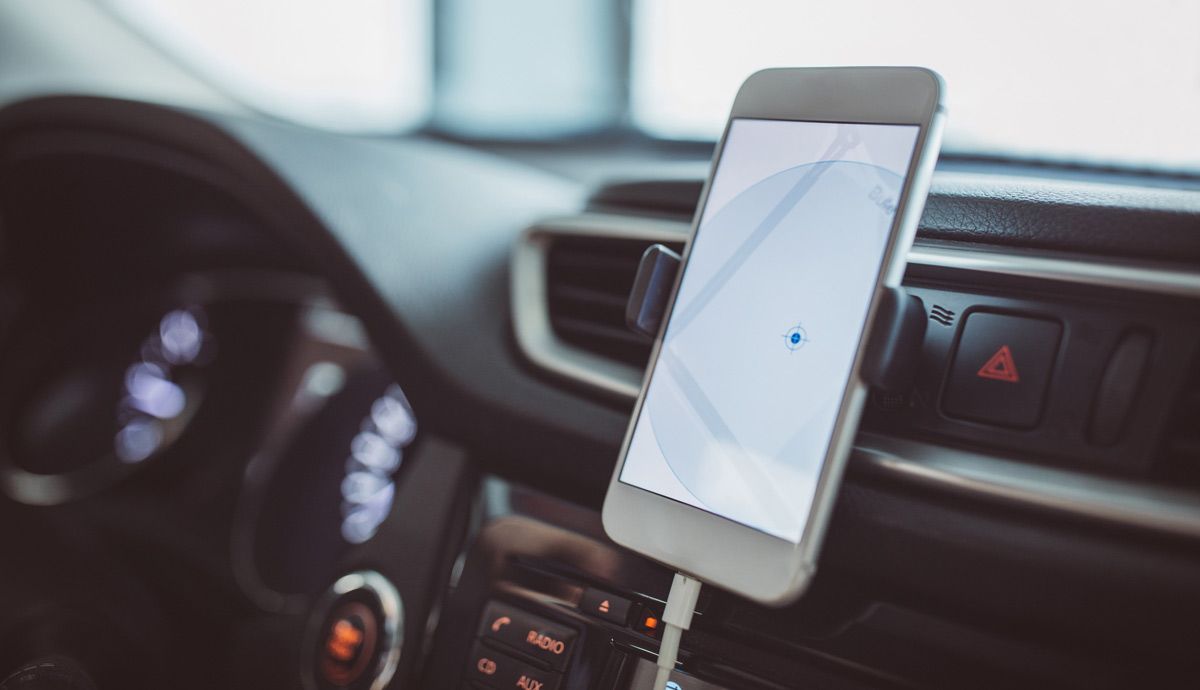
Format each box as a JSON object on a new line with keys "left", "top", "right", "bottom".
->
{"left": 942, "top": 312, "right": 1062, "bottom": 429}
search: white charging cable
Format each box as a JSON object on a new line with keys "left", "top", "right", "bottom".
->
{"left": 653, "top": 572, "right": 703, "bottom": 689}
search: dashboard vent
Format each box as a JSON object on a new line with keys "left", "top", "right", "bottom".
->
{"left": 545, "top": 235, "right": 683, "bottom": 369}
{"left": 1163, "top": 356, "right": 1200, "bottom": 475}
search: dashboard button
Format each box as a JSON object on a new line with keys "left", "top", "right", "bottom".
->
{"left": 634, "top": 608, "right": 662, "bottom": 638}
{"left": 579, "top": 588, "right": 632, "bottom": 625}
{"left": 942, "top": 312, "right": 1062, "bottom": 429}
{"left": 318, "top": 601, "right": 378, "bottom": 687}
{"left": 304, "top": 571, "right": 403, "bottom": 690}
{"left": 478, "top": 602, "right": 577, "bottom": 671}
{"left": 1088, "top": 330, "right": 1152, "bottom": 446}
{"left": 467, "top": 642, "right": 561, "bottom": 690}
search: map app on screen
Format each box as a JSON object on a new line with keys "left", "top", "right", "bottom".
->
{"left": 619, "top": 118, "right": 919, "bottom": 542}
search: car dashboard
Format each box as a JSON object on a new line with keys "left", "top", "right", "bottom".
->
{"left": 0, "top": 96, "right": 1197, "bottom": 690}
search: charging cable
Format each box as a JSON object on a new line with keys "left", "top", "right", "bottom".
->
{"left": 654, "top": 572, "right": 703, "bottom": 689}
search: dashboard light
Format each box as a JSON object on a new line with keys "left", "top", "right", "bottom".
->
{"left": 115, "top": 418, "right": 164, "bottom": 463}
{"left": 111, "top": 305, "right": 210, "bottom": 466}
{"left": 340, "top": 483, "right": 394, "bottom": 544}
{"left": 159, "top": 309, "right": 204, "bottom": 364}
{"left": 340, "top": 507, "right": 381, "bottom": 544}
{"left": 341, "top": 470, "right": 390, "bottom": 504}
{"left": 358, "top": 481, "right": 395, "bottom": 518}
{"left": 125, "top": 363, "right": 187, "bottom": 419}
{"left": 350, "top": 431, "right": 400, "bottom": 473}
{"left": 370, "top": 394, "right": 416, "bottom": 446}
{"left": 302, "top": 361, "right": 347, "bottom": 399}
{"left": 337, "top": 383, "right": 415, "bottom": 545}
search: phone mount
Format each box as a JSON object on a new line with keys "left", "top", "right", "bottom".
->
{"left": 625, "top": 244, "right": 927, "bottom": 393}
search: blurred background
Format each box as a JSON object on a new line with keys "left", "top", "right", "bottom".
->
{"left": 1, "top": 0, "right": 1198, "bottom": 170}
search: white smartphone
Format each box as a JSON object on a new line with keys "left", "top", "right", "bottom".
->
{"left": 602, "top": 67, "right": 945, "bottom": 605}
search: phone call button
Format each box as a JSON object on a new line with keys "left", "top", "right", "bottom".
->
{"left": 478, "top": 601, "right": 577, "bottom": 671}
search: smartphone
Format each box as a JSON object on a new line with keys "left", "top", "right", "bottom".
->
{"left": 602, "top": 67, "right": 945, "bottom": 605}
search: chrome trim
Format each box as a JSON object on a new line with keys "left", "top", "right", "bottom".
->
{"left": 509, "top": 212, "right": 1200, "bottom": 541}
{"left": 908, "top": 245, "right": 1200, "bottom": 300}
{"left": 511, "top": 215, "right": 688, "bottom": 400}
{"left": 855, "top": 434, "right": 1200, "bottom": 540}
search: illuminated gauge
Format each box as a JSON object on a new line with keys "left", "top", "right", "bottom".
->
{"left": 241, "top": 374, "right": 419, "bottom": 605}
{"left": 339, "top": 384, "right": 417, "bottom": 544}
{"left": 236, "top": 305, "right": 418, "bottom": 610}
{"left": 0, "top": 304, "right": 211, "bottom": 505}
{"left": 114, "top": 308, "right": 211, "bottom": 464}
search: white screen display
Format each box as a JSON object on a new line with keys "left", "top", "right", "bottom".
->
{"left": 619, "top": 118, "right": 919, "bottom": 542}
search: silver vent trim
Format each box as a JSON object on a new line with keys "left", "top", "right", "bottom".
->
{"left": 908, "top": 244, "right": 1200, "bottom": 300}
{"left": 511, "top": 214, "right": 686, "bottom": 399}
{"left": 511, "top": 211, "right": 1200, "bottom": 540}
{"left": 857, "top": 434, "right": 1200, "bottom": 540}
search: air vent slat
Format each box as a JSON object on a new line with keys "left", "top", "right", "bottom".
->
{"left": 552, "top": 316, "right": 647, "bottom": 346}
{"left": 552, "top": 317, "right": 653, "bottom": 367}
{"left": 548, "top": 285, "right": 629, "bottom": 310}
{"left": 547, "top": 253, "right": 640, "bottom": 272}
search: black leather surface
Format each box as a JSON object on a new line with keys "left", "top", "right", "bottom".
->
{"left": 590, "top": 173, "right": 1200, "bottom": 264}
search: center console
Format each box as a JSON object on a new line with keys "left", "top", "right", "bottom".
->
{"left": 422, "top": 482, "right": 905, "bottom": 690}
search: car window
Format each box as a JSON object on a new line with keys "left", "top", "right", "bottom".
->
{"left": 101, "top": 0, "right": 1200, "bottom": 172}
{"left": 632, "top": 0, "right": 1200, "bottom": 172}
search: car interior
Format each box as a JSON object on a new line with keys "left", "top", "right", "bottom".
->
{"left": 0, "top": 2, "right": 1198, "bottom": 689}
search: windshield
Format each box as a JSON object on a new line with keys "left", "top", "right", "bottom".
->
{"left": 632, "top": 0, "right": 1200, "bottom": 172}
{"left": 100, "top": 0, "right": 1200, "bottom": 172}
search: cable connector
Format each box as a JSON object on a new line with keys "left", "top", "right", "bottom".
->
{"left": 654, "top": 572, "right": 703, "bottom": 689}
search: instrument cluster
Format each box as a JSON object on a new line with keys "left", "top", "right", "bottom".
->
{"left": 0, "top": 270, "right": 418, "bottom": 613}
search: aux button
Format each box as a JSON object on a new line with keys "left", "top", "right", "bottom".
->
{"left": 466, "top": 642, "right": 561, "bottom": 690}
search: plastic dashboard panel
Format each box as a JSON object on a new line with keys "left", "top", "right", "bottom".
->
{"left": 590, "top": 175, "right": 1200, "bottom": 263}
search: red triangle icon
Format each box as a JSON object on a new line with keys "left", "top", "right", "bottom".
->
{"left": 977, "top": 345, "right": 1020, "bottom": 383}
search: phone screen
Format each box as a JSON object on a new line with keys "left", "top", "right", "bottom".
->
{"left": 619, "top": 118, "right": 920, "bottom": 543}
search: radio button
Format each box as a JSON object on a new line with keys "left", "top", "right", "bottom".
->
{"left": 478, "top": 602, "right": 577, "bottom": 671}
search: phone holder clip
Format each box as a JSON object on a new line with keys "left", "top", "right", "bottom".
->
{"left": 625, "top": 243, "right": 927, "bottom": 393}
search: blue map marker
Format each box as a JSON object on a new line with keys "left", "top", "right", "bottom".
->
{"left": 783, "top": 324, "right": 809, "bottom": 351}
